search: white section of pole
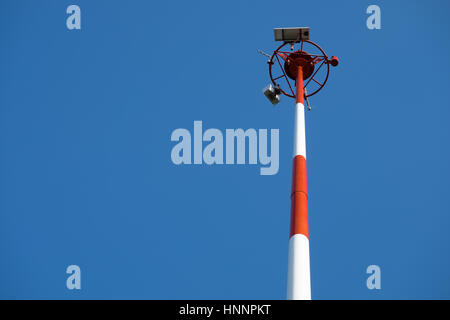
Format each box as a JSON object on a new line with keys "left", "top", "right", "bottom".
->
{"left": 286, "top": 234, "right": 311, "bottom": 300}
{"left": 293, "top": 102, "right": 307, "bottom": 158}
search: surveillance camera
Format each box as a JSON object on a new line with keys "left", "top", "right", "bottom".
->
{"left": 329, "top": 56, "right": 339, "bottom": 67}
{"left": 263, "top": 84, "right": 281, "bottom": 105}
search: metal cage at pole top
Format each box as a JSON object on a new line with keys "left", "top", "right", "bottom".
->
{"left": 260, "top": 27, "right": 338, "bottom": 106}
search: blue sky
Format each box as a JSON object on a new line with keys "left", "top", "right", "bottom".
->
{"left": 1, "top": 0, "right": 450, "bottom": 299}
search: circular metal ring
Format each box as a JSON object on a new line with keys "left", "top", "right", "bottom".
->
{"left": 269, "top": 40, "right": 330, "bottom": 98}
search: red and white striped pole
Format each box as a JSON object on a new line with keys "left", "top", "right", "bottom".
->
{"left": 287, "top": 66, "right": 311, "bottom": 300}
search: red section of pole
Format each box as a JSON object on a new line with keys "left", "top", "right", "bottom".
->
{"left": 290, "top": 155, "right": 309, "bottom": 238}
{"left": 296, "top": 67, "right": 304, "bottom": 104}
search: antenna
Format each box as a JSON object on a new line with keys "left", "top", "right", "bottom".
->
{"left": 261, "top": 27, "right": 338, "bottom": 300}
{"left": 304, "top": 88, "right": 311, "bottom": 111}
{"left": 257, "top": 49, "right": 272, "bottom": 59}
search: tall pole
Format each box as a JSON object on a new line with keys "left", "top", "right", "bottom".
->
{"left": 287, "top": 66, "right": 311, "bottom": 300}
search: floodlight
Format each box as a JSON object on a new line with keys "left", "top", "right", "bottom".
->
{"left": 274, "top": 27, "right": 310, "bottom": 42}
{"left": 263, "top": 84, "right": 281, "bottom": 105}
